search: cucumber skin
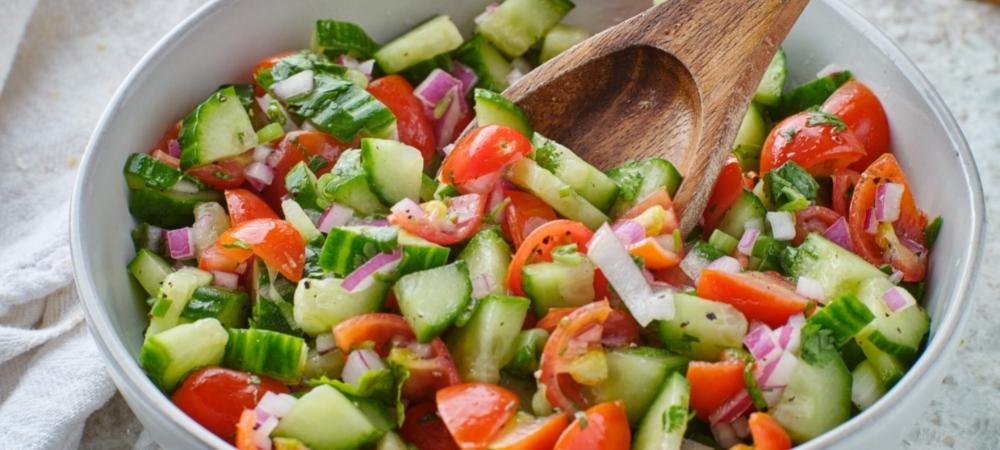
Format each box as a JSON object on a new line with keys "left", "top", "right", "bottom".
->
{"left": 139, "top": 318, "right": 228, "bottom": 392}
{"left": 772, "top": 353, "right": 852, "bottom": 443}
{"left": 505, "top": 158, "right": 610, "bottom": 230}
{"left": 453, "top": 35, "right": 511, "bottom": 92}
{"left": 606, "top": 158, "right": 683, "bottom": 218}
{"left": 531, "top": 133, "right": 619, "bottom": 212}
{"left": 128, "top": 249, "right": 173, "bottom": 297}
{"left": 457, "top": 228, "right": 511, "bottom": 299}
{"left": 317, "top": 149, "right": 388, "bottom": 216}
{"left": 788, "top": 233, "right": 887, "bottom": 298}
{"left": 754, "top": 49, "right": 787, "bottom": 107}
{"left": 586, "top": 347, "right": 689, "bottom": 425}
{"left": 776, "top": 71, "right": 853, "bottom": 119}
{"left": 179, "top": 85, "right": 257, "bottom": 170}
{"left": 128, "top": 187, "right": 223, "bottom": 229}
{"left": 633, "top": 371, "right": 691, "bottom": 450}
{"left": 374, "top": 15, "right": 464, "bottom": 74}
{"left": 503, "top": 328, "right": 550, "bottom": 377}
{"left": 477, "top": 0, "right": 575, "bottom": 58}
{"left": 180, "top": 286, "right": 249, "bottom": 328}
{"left": 223, "top": 328, "right": 306, "bottom": 384}
{"left": 285, "top": 162, "right": 322, "bottom": 211}
{"left": 311, "top": 20, "right": 380, "bottom": 59}
{"left": 394, "top": 261, "right": 472, "bottom": 343}
{"left": 715, "top": 189, "right": 766, "bottom": 239}
{"left": 274, "top": 385, "right": 383, "bottom": 450}
{"left": 446, "top": 294, "right": 530, "bottom": 383}
{"left": 124, "top": 153, "right": 182, "bottom": 190}
{"left": 806, "top": 294, "right": 874, "bottom": 348}
{"left": 319, "top": 226, "right": 399, "bottom": 277}
{"left": 473, "top": 88, "right": 533, "bottom": 138}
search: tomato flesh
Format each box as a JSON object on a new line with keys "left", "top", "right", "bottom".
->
{"left": 540, "top": 301, "right": 612, "bottom": 412}
{"left": 400, "top": 402, "right": 461, "bottom": 450}
{"left": 216, "top": 218, "right": 305, "bottom": 282}
{"left": 368, "top": 75, "right": 436, "bottom": 163}
{"left": 749, "top": 412, "right": 793, "bottom": 450}
{"left": 225, "top": 188, "right": 279, "bottom": 225}
{"left": 760, "top": 111, "right": 867, "bottom": 177}
{"left": 389, "top": 194, "right": 486, "bottom": 246}
{"left": 436, "top": 383, "right": 521, "bottom": 449}
{"left": 260, "top": 130, "right": 349, "bottom": 209}
{"left": 821, "top": 80, "right": 891, "bottom": 171}
{"left": 696, "top": 269, "right": 808, "bottom": 328}
{"left": 503, "top": 190, "right": 558, "bottom": 249}
{"left": 440, "top": 125, "right": 533, "bottom": 188}
{"left": 702, "top": 157, "right": 749, "bottom": 233}
{"left": 686, "top": 360, "right": 746, "bottom": 420}
{"left": 171, "top": 367, "right": 288, "bottom": 443}
{"left": 553, "top": 401, "right": 631, "bottom": 450}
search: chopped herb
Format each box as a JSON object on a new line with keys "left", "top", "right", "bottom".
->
{"left": 575, "top": 411, "right": 589, "bottom": 429}
{"left": 532, "top": 141, "right": 562, "bottom": 172}
{"left": 223, "top": 239, "right": 251, "bottom": 250}
{"left": 662, "top": 405, "right": 691, "bottom": 433}
{"left": 213, "top": 170, "right": 232, "bottom": 181}
{"left": 805, "top": 107, "right": 848, "bottom": 132}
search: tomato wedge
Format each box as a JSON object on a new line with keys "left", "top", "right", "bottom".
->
{"left": 172, "top": 367, "right": 289, "bottom": 443}
{"left": 686, "top": 360, "right": 746, "bottom": 421}
{"left": 368, "top": 75, "right": 436, "bottom": 163}
{"left": 540, "top": 301, "right": 612, "bottom": 412}
{"left": 400, "top": 402, "right": 461, "bottom": 450}
{"left": 749, "top": 412, "right": 793, "bottom": 450}
{"left": 260, "top": 130, "right": 350, "bottom": 209}
{"left": 831, "top": 168, "right": 861, "bottom": 217}
{"left": 234, "top": 409, "right": 257, "bottom": 450}
{"left": 821, "top": 80, "right": 891, "bottom": 171}
{"left": 333, "top": 313, "right": 416, "bottom": 355}
{"left": 507, "top": 220, "right": 607, "bottom": 299}
{"left": 793, "top": 206, "right": 841, "bottom": 246}
{"left": 187, "top": 153, "right": 253, "bottom": 190}
{"left": 389, "top": 194, "right": 486, "bottom": 245}
{"left": 696, "top": 269, "right": 807, "bottom": 328}
{"left": 503, "top": 190, "right": 558, "bottom": 249}
{"left": 702, "top": 157, "right": 749, "bottom": 233}
{"left": 760, "top": 110, "right": 867, "bottom": 177}
{"left": 537, "top": 307, "right": 638, "bottom": 347}
{"left": 225, "top": 188, "right": 279, "bottom": 225}
{"left": 629, "top": 237, "right": 682, "bottom": 270}
{"left": 215, "top": 218, "right": 305, "bottom": 282}
{"left": 436, "top": 383, "right": 521, "bottom": 450}
{"left": 440, "top": 125, "right": 533, "bottom": 187}
{"left": 490, "top": 413, "right": 570, "bottom": 450}
{"left": 553, "top": 401, "right": 631, "bottom": 450}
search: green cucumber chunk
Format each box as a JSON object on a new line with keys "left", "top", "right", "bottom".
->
{"left": 806, "top": 294, "right": 875, "bottom": 347}
{"left": 128, "top": 187, "right": 223, "bottom": 229}
{"left": 538, "top": 24, "right": 590, "bottom": 64}
{"left": 361, "top": 138, "right": 424, "bottom": 206}
{"left": 454, "top": 35, "right": 512, "bottom": 92}
{"left": 285, "top": 72, "right": 396, "bottom": 142}
{"left": 458, "top": 228, "right": 512, "bottom": 299}
{"left": 753, "top": 49, "right": 787, "bottom": 107}
{"left": 587, "top": 347, "right": 689, "bottom": 425}
{"left": 123, "top": 153, "right": 200, "bottom": 191}
{"left": 633, "top": 371, "right": 691, "bottom": 450}
{"left": 293, "top": 277, "right": 389, "bottom": 336}
{"left": 855, "top": 334, "right": 905, "bottom": 388}
{"left": 732, "top": 103, "right": 769, "bottom": 171}
{"left": 707, "top": 229, "right": 739, "bottom": 255}
{"left": 477, "top": 0, "right": 575, "bottom": 58}
{"left": 394, "top": 262, "right": 472, "bottom": 342}
{"left": 715, "top": 189, "right": 766, "bottom": 240}
{"left": 658, "top": 293, "right": 748, "bottom": 361}
{"left": 319, "top": 226, "right": 399, "bottom": 277}
{"left": 788, "top": 233, "right": 887, "bottom": 297}
{"left": 282, "top": 199, "right": 322, "bottom": 242}
{"left": 473, "top": 88, "right": 533, "bottom": 137}
{"left": 256, "top": 122, "right": 285, "bottom": 144}
{"left": 606, "top": 158, "right": 683, "bottom": 218}
{"left": 771, "top": 350, "right": 851, "bottom": 443}
{"left": 851, "top": 359, "right": 885, "bottom": 411}
{"left": 505, "top": 158, "right": 609, "bottom": 229}
{"left": 128, "top": 249, "right": 173, "bottom": 297}
{"left": 503, "top": 328, "right": 550, "bottom": 377}
{"left": 285, "top": 162, "right": 322, "bottom": 211}
{"left": 317, "top": 149, "right": 388, "bottom": 216}
{"left": 375, "top": 15, "right": 464, "bottom": 74}
{"left": 179, "top": 85, "right": 257, "bottom": 169}
{"left": 447, "top": 294, "right": 530, "bottom": 383}
{"left": 397, "top": 230, "right": 452, "bottom": 276}
{"left": 274, "top": 384, "right": 384, "bottom": 450}
{"left": 855, "top": 277, "right": 930, "bottom": 360}
{"left": 311, "top": 20, "right": 379, "bottom": 59}
{"left": 180, "top": 286, "right": 249, "bottom": 328}
{"left": 521, "top": 259, "right": 595, "bottom": 316}
{"left": 776, "top": 70, "right": 853, "bottom": 118}
{"left": 139, "top": 318, "right": 228, "bottom": 392}
{"left": 146, "top": 267, "right": 214, "bottom": 336}
{"left": 250, "top": 258, "right": 302, "bottom": 336}
{"left": 223, "top": 328, "right": 307, "bottom": 384}
{"left": 531, "top": 133, "right": 619, "bottom": 212}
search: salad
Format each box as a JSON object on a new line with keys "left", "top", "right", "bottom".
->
{"left": 123, "top": 1, "right": 941, "bottom": 449}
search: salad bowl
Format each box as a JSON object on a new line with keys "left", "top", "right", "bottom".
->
{"left": 70, "top": 0, "right": 985, "bottom": 448}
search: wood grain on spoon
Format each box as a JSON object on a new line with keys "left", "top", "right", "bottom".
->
{"left": 499, "top": 0, "right": 809, "bottom": 233}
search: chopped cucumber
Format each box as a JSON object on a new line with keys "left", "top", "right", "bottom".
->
{"left": 606, "top": 158, "right": 683, "bottom": 218}
{"left": 587, "top": 347, "right": 688, "bottom": 425}
{"left": 256, "top": 122, "right": 285, "bottom": 144}
{"left": 374, "top": 15, "right": 464, "bottom": 74}
{"left": 375, "top": 432, "right": 409, "bottom": 450}
{"left": 293, "top": 277, "right": 389, "bottom": 336}
{"left": 397, "top": 230, "right": 452, "bottom": 276}
{"left": 180, "top": 286, "right": 249, "bottom": 328}
{"left": 458, "top": 228, "right": 511, "bottom": 299}
{"left": 124, "top": 153, "right": 199, "bottom": 191}
{"left": 317, "top": 149, "right": 388, "bottom": 216}
{"left": 732, "top": 103, "right": 769, "bottom": 171}
{"left": 282, "top": 199, "right": 322, "bottom": 242}
{"left": 447, "top": 294, "right": 530, "bottom": 383}
{"left": 285, "top": 72, "right": 396, "bottom": 142}
{"left": 146, "top": 267, "right": 214, "bottom": 336}
{"left": 394, "top": 261, "right": 472, "bottom": 342}
{"left": 715, "top": 189, "right": 766, "bottom": 240}
{"left": 807, "top": 294, "right": 875, "bottom": 347}
{"left": 285, "top": 162, "right": 322, "bottom": 211}
{"left": 504, "top": 328, "right": 549, "bottom": 377}
{"left": 531, "top": 133, "right": 619, "bottom": 212}
{"left": 420, "top": 174, "right": 438, "bottom": 203}
{"left": 521, "top": 259, "right": 595, "bottom": 316}
{"left": 477, "top": 0, "right": 575, "bottom": 58}
{"left": 128, "top": 187, "right": 223, "bottom": 229}
{"left": 753, "top": 49, "right": 787, "bottom": 107}
{"left": 505, "top": 158, "right": 609, "bottom": 229}
{"left": 855, "top": 277, "right": 929, "bottom": 360}
{"left": 658, "top": 293, "right": 748, "bottom": 361}
{"left": 454, "top": 34, "right": 511, "bottom": 92}
{"left": 191, "top": 202, "right": 230, "bottom": 256}
{"left": 139, "top": 318, "right": 228, "bottom": 392}
{"left": 538, "top": 24, "right": 590, "bottom": 64}
{"left": 274, "top": 385, "right": 384, "bottom": 450}
{"left": 771, "top": 352, "right": 851, "bottom": 443}
{"left": 788, "top": 233, "right": 887, "bottom": 298}
{"left": 223, "top": 328, "right": 307, "bottom": 384}
{"left": 473, "top": 88, "right": 532, "bottom": 137}
{"left": 319, "top": 226, "right": 399, "bottom": 277}
{"left": 707, "top": 229, "right": 739, "bottom": 255}
{"left": 128, "top": 249, "right": 172, "bottom": 297}
{"left": 851, "top": 360, "right": 885, "bottom": 411}
{"left": 856, "top": 334, "right": 905, "bottom": 388}
{"left": 361, "top": 138, "right": 424, "bottom": 206}
{"left": 250, "top": 258, "right": 302, "bottom": 335}
{"left": 311, "top": 20, "right": 380, "bottom": 59}
{"left": 633, "top": 372, "right": 691, "bottom": 450}
{"left": 179, "top": 85, "right": 257, "bottom": 169}
{"left": 776, "top": 70, "right": 853, "bottom": 118}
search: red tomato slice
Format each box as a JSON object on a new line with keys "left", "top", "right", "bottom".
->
{"left": 260, "top": 130, "right": 350, "bottom": 209}
{"left": 702, "top": 157, "right": 750, "bottom": 234}
{"left": 436, "top": 383, "right": 521, "bottom": 450}
{"left": 171, "top": 367, "right": 289, "bottom": 443}
{"left": 333, "top": 313, "right": 416, "bottom": 355}
{"left": 821, "top": 80, "right": 891, "bottom": 171}
{"left": 234, "top": 409, "right": 257, "bottom": 450}
{"left": 793, "top": 206, "right": 842, "bottom": 246}
{"left": 503, "top": 190, "right": 558, "bottom": 249}
{"left": 749, "top": 412, "right": 793, "bottom": 450}
{"left": 368, "top": 75, "right": 436, "bottom": 163}
{"left": 696, "top": 270, "right": 808, "bottom": 328}
{"left": 831, "top": 168, "right": 861, "bottom": 217}
{"left": 187, "top": 153, "right": 253, "bottom": 190}
{"left": 536, "top": 307, "right": 638, "bottom": 347}
{"left": 198, "top": 243, "right": 246, "bottom": 274}
{"left": 540, "top": 301, "right": 613, "bottom": 412}
{"left": 553, "top": 401, "right": 631, "bottom": 450}
{"left": 216, "top": 218, "right": 305, "bottom": 282}
{"left": 759, "top": 111, "right": 867, "bottom": 177}
{"left": 225, "top": 188, "right": 279, "bottom": 225}
{"left": 400, "top": 402, "right": 461, "bottom": 450}
{"left": 686, "top": 360, "right": 746, "bottom": 421}
{"left": 507, "top": 220, "right": 601, "bottom": 297}
{"left": 490, "top": 413, "right": 570, "bottom": 450}
{"left": 389, "top": 194, "right": 486, "bottom": 246}
{"left": 440, "top": 125, "right": 533, "bottom": 187}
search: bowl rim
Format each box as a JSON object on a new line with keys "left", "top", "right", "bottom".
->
{"left": 69, "top": 0, "right": 986, "bottom": 448}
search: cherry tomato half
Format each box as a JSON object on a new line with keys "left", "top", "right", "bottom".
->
{"left": 440, "top": 125, "right": 533, "bottom": 187}
{"left": 540, "top": 301, "right": 613, "bottom": 412}
{"left": 760, "top": 111, "right": 867, "bottom": 177}
{"left": 260, "top": 130, "right": 350, "bottom": 210}
{"left": 436, "top": 383, "right": 521, "bottom": 449}
{"left": 389, "top": 194, "right": 486, "bottom": 246}
{"left": 368, "top": 75, "right": 436, "bottom": 163}
{"left": 225, "top": 188, "right": 279, "bottom": 225}
{"left": 552, "top": 401, "right": 631, "bottom": 450}
{"left": 821, "top": 80, "right": 891, "bottom": 171}
{"left": 171, "top": 367, "right": 288, "bottom": 443}
{"left": 503, "top": 190, "right": 558, "bottom": 249}
{"left": 215, "top": 218, "right": 305, "bottom": 282}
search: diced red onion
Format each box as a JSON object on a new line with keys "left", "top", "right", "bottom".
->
{"left": 709, "top": 390, "right": 752, "bottom": 424}
{"left": 707, "top": 256, "right": 742, "bottom": 274}
{"left": 359, "top": 219, "right": 390, "bottom": 227}
{"left": 167, "top": 139, "right": 181, "bottom": 158}
{"left": 767, "top": 211, "right": 795, "bottom": 241}
{"left": 888, "top": 270, "right": 904, "bottom": 284}
{"left": 256, "top": 391, "right": 297, "bottom": 419}
{"left": 472, "top": 274, "right": 495, "bottom": 299}
{"left": 679, "top": 252, "right": 711, "bottom": 283}
{"left": 737, "top": 228, "right": 759, "bottom": 256}
{"left": 315, "top": 333, "right": 336, "bottom": 355}
{"left": 450, "top": 61, "right": 479, "bottom": 95}
{"left": 256, "top": 94, "right": 298, "bottom": 132}
{"left": 166, "top": 227, "right": 195, "bottom": 260}
{"left": 773, "top": 324, "right": 802, "bottom": 354}
{"left": 432, "top": 87, "right": 467, "bottom": 147}
{"left": 212, "top": 271, "right": 239, "bottom": 290}
{"left": 758, "top": 351, "right": 798, "bottom": 388}
{"left": 900, "top": 237, "right": 927, "bottom": 254}
{"left": 169, "top": 178, "right": 200, "bottom": 194}
{"left": 253, "top": 145, "right": 273, "bottom": 162}
{"left": 874, "top": 182, "right": 904, "bottom": 222}
{"left": 459, "top": 170, "right": 502, "bottom": 195}
{"left": 342, "top": 250, "right": 403, "bottom": 293}
{"left": 511, "top": 57, "right": 532, "bottom": 76}
{"left": 522, "top": 217, "right": 548, "bottom": 240}
{"left": 391, "top": 198, "right": 425, "bottom": 220}
{"left": 245, "top": 162, "right": 274, "bottom": 191}
{"left": 744, "top": 323, "right": 779, "bottom": 362}
{"left": 473, "top": 2, "right": 498, "bottom": 25}
{"left": 795, "top": 276, "right": 826, "bottom": 302}
{"left": 415, "top": 69, "right": 463, "bottom": 111}
{"left": 823, "top": 217, "right": 854, "bottom": 251}
{"left": 612, "top": 220, "right": 646, "bottom": 246}
{"left": 587, "top": 224, "right": 672, "bottom": 326}
{"left": 271, "top": 70, "right": 314, "bottom": 100}
{"left": 316, "top": 203, "right": 354, "bottom": 233}
{"left": 336, "top": 55, "right": 375, "bottom": 79}
{"left": 342, "top": 349, "right": 387, "bottom": 387}
{"left": 863, "top": 208, "right": 878, "bottom": 235}
{"left": 731, "top": 416, "right": 750, "bottom": 439}
{"left": 711, "top": 422, "right": 740, "bottom": 448}
{"left": 253, "top": 415, "right": 278, "bottom": 450}
{"left": 744, "top": 217, "right": 764, "bottom": 231}
{"left": 882, "top": 286, "right": 916, "bottom": 312}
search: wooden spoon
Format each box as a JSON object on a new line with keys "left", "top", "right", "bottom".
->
{"left": 501, "top": 0, "right": 809, "bottom": 233}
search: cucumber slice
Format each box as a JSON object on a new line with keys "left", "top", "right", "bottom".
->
{"left": 128, "top": 187, "right": 223, "bottom": 229}
{"left": 139, "top": 318, "right": 228, "bottom": 392}
{"left": 505, "top": 158, "right": 609, "bottom": 229}
{"left": 473, "top": 89, "right": 533, "bottom": 137}
{"left": 282, "top": 199, "right": 322, "bottom": 242}
{"left": 311, "top": 20, "right": 379, "bottom": 59}
{"left": 250, "top": 258, "right": 302, "bottom": 335}
{"left": 633, "top": 372, "right": 691, "bottom": 450}
{"left": 128, "top": 249, "right": 173, "bottom": 297}
{"left": 274, "top": 385, "right": 384, "bottom": 450}
{"left": 771, "top": 352, "right": 851, "bottom": 443}
{"left": 658, "top": 293, "right": 748, "bottom": 361}
{"left": 223, "top": 328, "right": 307, "bottom": 384}
{"left": 285, "top": 162, "right": 322, "bottom": 211}
{"left": 146, "top": 267, "right": 214, "bottom": 336}
{"left": 788, "top": 233, "right": 887, "bottom": 298}
{"left": 319, "top": 226, "right": 399, "bottom": 277}
{"left": 124, "top": 153, "right": 201, "bottom": 191}
{"left": 374, "top": 16, "right": 464, "bottom": 74}
{"left": 285, "top": 72, "right": 396, "bottom": 142}
{"left": 453, "top": 35, "right": 511, "bottom": 92}
{"left": 293, "top": 277, "right": 389, "bottom": 336}
{"left": 776, "top": 70, "right": 853, "bottom": 118}
{"left": 317, "top": 149, "right": 388, "bottom": 216}
{"left": 503, "top": 328, "right": 549, "bottom": 377}
{"left": 749, "top": 235, "right": 788, "bottom": 273}
{"left": 587, "top": 347, "right": 689, "bottom": 425}
{"left": 531, "top": 133, "right": 619, "bottom": 212}
{"left": 707, "top": 229, "right": 739, "bottom": 255}
{"left": 375, "top": 432, "right": 409, "bottom": 450}
{"left": 606, "top": 158, "right": 683, "bottom": 218}
{"left": 753, "top": 49, "right": 787, "bottom": 107}
{"left": 855, "top": 334, "right": 905, "bottom": 388}
{"left": 179, "top": 85, "right": 257, "bottom": 169}
{"left": 806, "top": 294, "right": 875, "bottom": 348}
{"left": 458, "top": 228, "right": 511, "bottom": 298}
{"left": 477, "top": 0, "right": 575, "bottom": 58}
{"left": 397, "top": 230, "right": 452, "bottom": 276}
{"left": 855, "top": 277, "right": 929, "bottom": 360}
{"left": 538, "top": 24, "right": 590, "bottom": 64}
{"left": 521, "top": 259, "right": 595, "bottom": 316}
{"left": 851, "top": 360, "right": 885, "bottom": 411}
{"left": 180, "top": 286, "right": 249, "bottom": 328}
{"left": 731, "top": 103, "right": 768, "bottom": 171}
{"left": 191, "top": 202, "right": 230, "bottom": 256}
{"left": 361, "top": 138, "right": 424, "bottom": 206}
{"left": 715, "top": 189, "right": 766, "bottom": 240}
{"left": 447, "top": 294, "right": 530, "bottom": 383}
{"left": 394, "top": 261, "right": 472, "bottom": 342}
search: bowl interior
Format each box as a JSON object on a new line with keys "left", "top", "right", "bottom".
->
{"left": 72, "top": 0, "right": 983, "bottom": 448}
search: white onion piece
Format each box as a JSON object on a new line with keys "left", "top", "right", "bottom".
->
{"left": 342, "top": 349, "right": 386, "bottom": 387}
{"left": 863, "top": 208, "right": 878, "bottom": 234}
{"left": 795, "top": 276, "right": 826, "bottom": 302}
{"left": 874, "top": 182, "right": 904, "bottom": 222}
{"left": 245, "top": 162, "right": 275, "bottom": 190}
{"left": 212, "top": 271, "right": 239, "bottom": 290}
{"left": 432, "top": 87, "right": 467, "bottom": 147}
{"left": 731, "top": 415, "right": 750, "bottom": 439}
{"left": 759, "top": 351, "right": 799, "bottom": 388}
{"left": 342, "top": 250, "right": 403, "bottom": 293}
{"left": 170, "top": 179, "right": 200, "bottom": 194}
{"left": 706, "top": 256, "right": 742, "bottom": 274}
{"left": 315, "top": 333, "right": 337, "bottom": 355}
{"left": 679, "top": 251, "right": 710, "bottom": 283}
{"left": 587, "top": 224, "right": 672, "bottom": 326}
{"left": 762, "top": 388, "right": 784, "bottom": 408}
{"left": 256, "top": 391, "right": 297, "bottom": 419}
{"left": 316, "top": 203, "right": 354, "bottom": 233}
{"left": 256, "top": 94, "right": 298, "bottom": 132}
{"left": 767, "top": 211, "right": 796, "bottom": 241}
{"left": 271, "top": 70, "right": 314, "bottom": 100}
{"left": 253, "top": 415, "right": 278, "bottom": 450}
{"left": 888, "top": 270, "right": 904, "bottom": 284}
{"left": 391, "top": 198, "right": 425, "bottom": 220}
{"left": 773, "top": 324, "right": 802, "bottom": 354}
{"left": 253, "top": 145, "right": 274, "bottom": 162}
{"left": 882, "top": 286, "right": 916, "bottom": 312}
{"left": 473, "top": 2, "right": 498, "bottom": 25}
{"left": 737, "top": 228, "right": 759, "bottom": 255}
{"left": 787, "top": 313, "right": 806, "bottom": 328}
{"left": 611, "top": 220, "right": 646, "bottom": 246}
{"left": 166, "top": 227, "right": 195, "bottom": 260}
{"left": 505, "top": 68, "right": 524, "bottom": 86}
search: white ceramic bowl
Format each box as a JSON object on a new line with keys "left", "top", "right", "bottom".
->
{"left": 70, "top": 0, "right": 985, "bottom": 448}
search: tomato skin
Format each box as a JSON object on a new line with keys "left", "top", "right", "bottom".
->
{"left": 760, "top": 111, "right": 867, "bottom": 177}
{"left": 333, "top": 313, "right": 416, "bottom": 355}
{"left": 260, "top": 130, "right": 350, "bottom": 209}
{"left": 216, "top": 218, "right": 305, "bottom": 282}
{"left": 702, "top": 157, "right": 749, "bottom": 233}
{"left": 553, "top": 401, "right": 631, "bottom": 450}
{"left": 793, "top": 206, "right": 842, "bottom": 245}
{"left": 198, "top": 243, "right": 245, "bottom": 274}
{"left": 507, "top": 220, "right": 597, "bottom": 297}
{"left": 491, "top": 413, "right": 571, "bottom": 450}
{"left": 390, "top": 194, "right": 486, "bottom": 246}
{"left": 540, "top": 301, "right": 613, "bottom": 412}
{"left": 187, "top": 153, "right": 253, "bottom": 190}
{"left": 686, "top": 360, "right": 746, "bottom": 420}
{"left": 400, "top": 402, "right": 462, "bottom": 450}
{"left": 503, "top": 190, "right": 558, "bottom": 249}
{"left": 394, "top": 339, "right": 463, "bottom": 401}
{"left": 536, "top": 307, "right": 638, "bottom": 347}
{"left": 225, "top": 188, "right": 279, "bottom": 225}
{"left": 696, "top": 269, "right": 808, "bottom": 328}
{"left": 749, "top": 412, "right": 793, "bottom": 450}
{"left": 831, "top": 168, "right": 861, "bottom": 217}
{"left": 171, "top": 367, "right": 289, "bottom": 443}
{"left": 440, "top": 125, "right": 533, "bottom": 187}
{"left": 436, "top": 383, "right": 521, "bottom": 450}
{"left": 821, "top": 80, "right": 891, "bottom": 171}
{"left": 368, "top": 75, "right": 436, "bottom": 162}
